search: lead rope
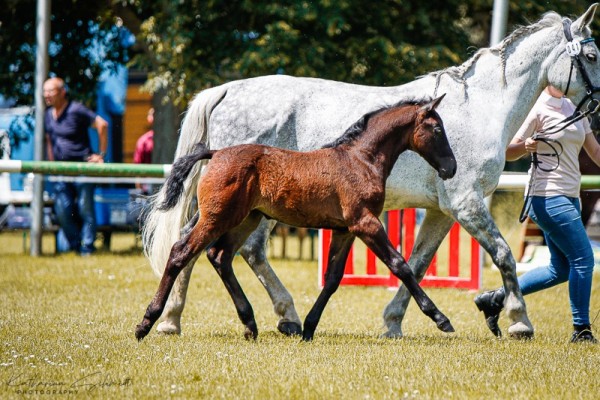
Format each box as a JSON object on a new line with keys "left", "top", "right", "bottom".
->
{"left": 518, "top": 135, "right": 564, "bottom": 222}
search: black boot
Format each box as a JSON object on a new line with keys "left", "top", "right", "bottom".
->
{"left": 570, "top": 324, "right": 597, "bottom": 343}
{"left": 474, "top": 288, "right": 505, "bottom": 337}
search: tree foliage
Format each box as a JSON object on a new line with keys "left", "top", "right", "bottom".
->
{"left": 120, "top": 0, "right": 599, "bottom": 108}
{"left": 1, "top": 1, "right": 599, "bottom": 161}
{"left": 126, "top": 0, "right": 476, "bottom": 107}
{"left": 0, "top": 0, "right": 128, "bottom": 107}
{"left": 2, "top": 1, "right": 598, "bottom": 108}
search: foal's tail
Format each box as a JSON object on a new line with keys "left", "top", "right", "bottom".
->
{"left": 142, "top": 85, "right": 227, "bottom": 277}
{"left": 158, "top": 143, "right": 214, "bottom": 211}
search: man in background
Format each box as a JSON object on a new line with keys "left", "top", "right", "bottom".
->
{"left": 44, "top": 77, "right": 108, "bottom": 255}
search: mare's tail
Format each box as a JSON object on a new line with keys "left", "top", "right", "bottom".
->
{"left": 158, "top": 143, "right": 214, "bottom": 211}
{"left": 142, "top": 85, "right": 227, "bottom": 277}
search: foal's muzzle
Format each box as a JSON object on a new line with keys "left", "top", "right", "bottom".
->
{"left": 437, "top": 157, "right": 457, "bottom": 180}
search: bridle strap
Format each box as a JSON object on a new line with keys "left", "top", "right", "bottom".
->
{"left": 562, "top": 18, "right": 600, "bottom": 106}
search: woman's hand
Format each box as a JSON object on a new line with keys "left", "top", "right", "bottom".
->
{"left": 524, "top": 137, "right": 538, "bottom": 153}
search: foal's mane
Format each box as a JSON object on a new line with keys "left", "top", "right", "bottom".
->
{"left": 430, "top": 11, "right": 563, "bottom": 93}
{"left": 321, "top": 98, "right": 431, "bottom": 149}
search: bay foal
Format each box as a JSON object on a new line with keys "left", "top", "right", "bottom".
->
{"left": 136, "top": 95, "right": 456, "bottom": 341}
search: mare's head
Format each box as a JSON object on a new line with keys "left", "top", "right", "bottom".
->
{"left": 544, "top": 4, "right": 600, "bottom": 104}
{"left": 410, "top": 94, "right": 456, "bottom": 180}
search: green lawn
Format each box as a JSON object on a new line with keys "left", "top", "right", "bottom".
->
{"left": 1, "top": 231, "right": 599, "bottom": 399}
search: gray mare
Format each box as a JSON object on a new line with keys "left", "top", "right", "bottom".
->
{"left": 143, "top": 5, "right": 600, "bottom": 338}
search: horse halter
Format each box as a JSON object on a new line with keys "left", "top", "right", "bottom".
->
{"left": 518, "top": 19, "right": 600, "bottom": 223}
{"left": 562, "top": 18, "right": 600, "bottom": 115}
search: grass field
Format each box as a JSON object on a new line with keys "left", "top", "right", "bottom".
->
{"left": 1, "top": 230, "right": 599, "bottom": 399}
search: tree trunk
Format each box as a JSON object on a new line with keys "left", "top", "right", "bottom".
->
{"left": 151, "top": 88, "right": 180, "bottom": 164}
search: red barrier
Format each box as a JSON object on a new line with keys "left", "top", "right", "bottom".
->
{"left": 318, "top": 209, "right": 481, "bottom": 290}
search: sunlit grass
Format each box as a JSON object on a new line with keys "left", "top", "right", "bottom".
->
{"left": 1, "top": 231, "right": 599, "bottom": 399}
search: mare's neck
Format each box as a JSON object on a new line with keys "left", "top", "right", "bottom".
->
{"left": 450, "top": 24, "right": 564, "bottom": 149}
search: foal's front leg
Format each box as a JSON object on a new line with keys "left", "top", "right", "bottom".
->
{"left": 351, "top": 215, "right": 454, "bottom": 334}
{"left": 302, "top": 230, "right": 355, "bottom": 341}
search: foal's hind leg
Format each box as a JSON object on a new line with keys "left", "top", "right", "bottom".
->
{"left": 206, "top": 211, "right": 264, "bottom": 340}
{"left": 302, "top": 230, "right": 355, "bottom": 341}
{"left": 157, "top": 212, "right": 200, "bottom": 335}
{"left": 135, "top": 217, "right": 218, "bottom": 341}
{"left": 239, "top": 218, "right": 302, "bottom": 336}
{"left": 351, "top": 215, "right": 454, "bottom": 334}
{"left": 382, "top": 209, "right": 454, "bottom": 338}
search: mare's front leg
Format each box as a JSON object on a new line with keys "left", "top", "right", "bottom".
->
{"left": 452, "top": 194, "right": 533, "bottom": 338}
{"left": 382, "top": 209, "right": 455, "bottom": 338}
{"left": 239, "top": 218, "right": 303, "bottom": 336}
{"left": 302, "top": 230, "right": 355, "bottom": 341}
{"left": 136, "top": 215, "right": 215, "bottom": 341}
{"left": 352, "top": 215, "right": 454, "bottom": 334}
{"left": 206, "top": 211, "right": 264, "bottom": 340}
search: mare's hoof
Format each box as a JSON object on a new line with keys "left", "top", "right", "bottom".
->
{"left": 380, "top": 320, "right": 404, "bottom": 339}
{"left": 508, "top": 322, "right": 534, "bottom": 340}
{"left": 156, "top": 320, "right": 181, "bottom": 335}
{"left": 277, "top": 321, "right": 302, "bottom": 336}
{"left": 135, "top": 324, "right": 150, "bottom": 341}
{"left": 437, "top": 318, "right": 455, "bottom": 333}
{"left": 380, "top": 330, "right": 403, "bottom": 339}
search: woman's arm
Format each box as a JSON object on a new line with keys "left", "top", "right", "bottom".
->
{"left": 506, "top": 136, "right": 538, "bottom": 161}
{"left": 583, "top": 133, "right": 600, "bottom": 167}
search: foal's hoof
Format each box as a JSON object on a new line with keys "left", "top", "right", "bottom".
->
{"left": 243, "top": 323, "right": 258, "bottom": 340}
{"left": 135, "top": 324, "right": 150, "bottom": 341}
{"left": 301, "top": 333, "right": 314, "bottom": 342}
{"left": 508, "top": 322, "right": 534, "bottom": 340}
{"left": 437, "top": 318, "right": 455, "bottom": 333}
{"left": 277, "top": 321, "right": 302, "bottom": 336}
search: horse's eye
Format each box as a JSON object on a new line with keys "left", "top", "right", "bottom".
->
{"left": 433, "top": 126, "right": 442, "bottom": 135}
{"left": 586, "top": 52, "right": 597, "bottom": 62}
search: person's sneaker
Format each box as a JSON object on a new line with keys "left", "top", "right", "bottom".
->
{"left": 474, "top": 289, "right": 505, "bottom": 337}
{"left": 570, "top": 325, "right": 598, "bottom": 343}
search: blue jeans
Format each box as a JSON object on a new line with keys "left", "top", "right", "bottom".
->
{"left": 521, "top": 196, "right": 595, "bottom": 326}
{"left": 53, "top": 182, "right": 96, "bottom": 254}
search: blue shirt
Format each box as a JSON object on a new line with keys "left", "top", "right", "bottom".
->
{"left": 45, "top": 101, "right": 97, "bottom": 161}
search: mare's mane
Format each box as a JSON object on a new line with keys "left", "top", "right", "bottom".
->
{"left": 321, "top": 98, "right": 431, "bottom": 149}
{"left": 430, "top": 12, "right": 563, "bottom": 92}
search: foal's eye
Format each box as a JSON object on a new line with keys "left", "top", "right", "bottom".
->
{"left": 433, "top": 126, "right": 442, "bottom": 135}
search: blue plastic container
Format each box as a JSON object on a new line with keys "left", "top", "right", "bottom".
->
{"left": 94, "top": 187, "right": 130, "bottom": 226}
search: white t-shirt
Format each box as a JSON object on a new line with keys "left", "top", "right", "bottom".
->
{"left": 515, "top": 91, "right": 593, "bottom": 197}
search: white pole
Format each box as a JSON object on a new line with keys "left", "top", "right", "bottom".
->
{"left": 490, "top": 0, "right": 509, "bottom": 46}
{"left": 31, "top": 0, "right": 50, "bottom": 256}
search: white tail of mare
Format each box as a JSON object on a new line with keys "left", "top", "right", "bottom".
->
{"left": 142, "top": 5, "right": 600, "bottom": 338}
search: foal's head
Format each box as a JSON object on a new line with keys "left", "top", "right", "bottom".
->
{"left": 410, "top": 95, "right": 456, "bottom": 180}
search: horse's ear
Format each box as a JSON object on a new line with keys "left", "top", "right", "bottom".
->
{"left": 421, "top": 93, "right": 446, "bottom": 113}
{"left": 574, "top": 3, "right": 598, "bottom": 31}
